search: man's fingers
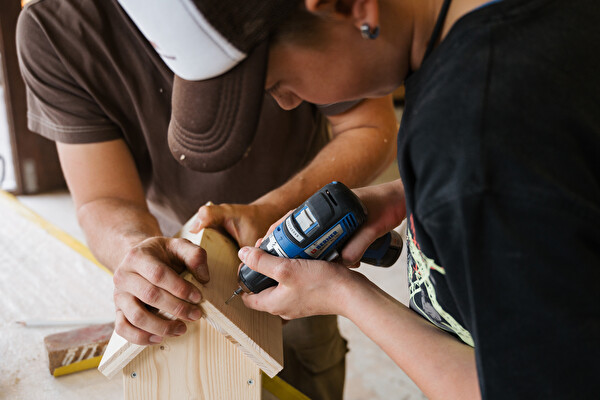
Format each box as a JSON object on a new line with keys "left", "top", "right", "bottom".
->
{"left": 125, "top": 250, "right": 204, "bottom": 303}
{"left": 114, "top": 296, "right": 188, "bottom": 342}
{"left": 167, "top": 238, "right": 209, "bottom": 283}
{"left": 114, "top": 310, "right": 161, "bottom": 345}
{"left": 190, "top": 204, "right": 224, "bottom": 233}
{"left": 114, "top": 272, "right": 202, "bottom": 323}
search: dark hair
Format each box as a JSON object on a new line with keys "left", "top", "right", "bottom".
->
{"left": 271, "top": 5, "right": 328, "bottom": 48}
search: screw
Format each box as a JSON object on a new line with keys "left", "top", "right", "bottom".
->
{"left": 160, "top": 345, "right": 165, "bottom": 350}
{"left": 131, "top": 372, "right": 137, "bottom": 378}
{"left": 247, "top": 379, "right": 254, "bottom": 386}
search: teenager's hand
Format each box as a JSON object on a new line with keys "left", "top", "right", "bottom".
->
{"left": 112, "top": 237, "right": 209, "bottom": 345}
{"left": 250, "top": 180, "right": 406, "bottom": 268}
{"left": 237, "top": 246, "right": 360, "bottom": 319}
{"left": 340, "top": 179, "right": 407, "bottom": 266}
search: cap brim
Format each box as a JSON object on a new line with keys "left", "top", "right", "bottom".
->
{"left": 168, "top": 42, "right": 268, "bottom": 172}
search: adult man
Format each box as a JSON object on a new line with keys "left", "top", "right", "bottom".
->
{"left": 16, "top": 0, "right": 398, "bottom": 398}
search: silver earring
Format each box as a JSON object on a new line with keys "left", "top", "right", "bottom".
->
{"left": 360, "top": 23, "right": 380, "bottom": 40}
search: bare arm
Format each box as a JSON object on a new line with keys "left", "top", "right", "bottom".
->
{"left": 57, "top": 140, "right": 208, "bottom": 345}
{"left": 237, "top": 181, "right": 480, "bottom": 399}
{"left": 341, "top": 275, "right": 480, "bottom": 400}
{"left": 238, "top": 240, "right": 480, "bottom": 400}
{"left": 58, "top": 139, "right": 158, "bottom": 269}
{"left": 256, "top": 95, "right": 398, "bottom": 213}
{"left": 193, "top": 95, "right": 398, "bottom": 246}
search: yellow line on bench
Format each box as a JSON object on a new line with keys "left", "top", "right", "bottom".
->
{"left": 0, "top": 190, "right": 110, "bottom": 275}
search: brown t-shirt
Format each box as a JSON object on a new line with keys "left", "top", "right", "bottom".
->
{"left": 17, "top": 0, "right": 338, "bottom": 234}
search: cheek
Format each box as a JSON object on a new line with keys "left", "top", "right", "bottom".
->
{"left": 296, "top": 72, "right": 366, "bottom": 104}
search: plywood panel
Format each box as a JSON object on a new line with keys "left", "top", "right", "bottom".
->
{"left": 182, "top": 228, "right": 283, "bottom": 376}
{"left": 123, "top": 319, "right": 261, "bottom": 400}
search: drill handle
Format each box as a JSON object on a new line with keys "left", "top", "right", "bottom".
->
{"left": 360, "top": 230, "right": 403, "bottom": 268}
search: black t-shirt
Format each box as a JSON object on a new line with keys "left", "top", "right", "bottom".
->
{"left": 399, "top": 0, "right": 600, "bottom": 397}
{"left": 17, "top": 0, "right": 335, "bottom": 235}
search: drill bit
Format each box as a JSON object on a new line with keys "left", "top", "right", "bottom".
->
{"left": 225, "top": 287, "right": 243, "bottom": 305}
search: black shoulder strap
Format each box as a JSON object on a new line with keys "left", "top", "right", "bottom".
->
{"left": 423, "top": 0, "right": 453, "bottom": 60}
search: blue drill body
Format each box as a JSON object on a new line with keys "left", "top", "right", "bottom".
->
{"left": 232, "top": 182, "right": 402, "bottom": 297}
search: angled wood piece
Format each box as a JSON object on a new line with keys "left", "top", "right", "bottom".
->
{"left": 99, "top": 223, "right": 283, "bottom": 380}
{"left": 183, "top": 228, "right": 283, "bottom": 376}
{"left": 98, "top": 331, "right": 145, "bottom": 379}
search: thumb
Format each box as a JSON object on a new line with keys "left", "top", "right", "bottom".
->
{"left": 238, "top": 247, "right": 283, "bottom": 282}
{"left": 189, "top": 203, "right": 222, "bottom": 233}
{"left": 340, "top": 226, "right": 382, "bottom": 266}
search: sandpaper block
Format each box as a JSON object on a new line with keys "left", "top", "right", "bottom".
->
{"left": 44, "top": 322, "right": 114, "bottom": 376}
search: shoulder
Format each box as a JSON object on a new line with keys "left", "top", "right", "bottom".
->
{"left": 18, "top": 0, "right": 117, "bottom": 62}
{"left": 401, "top": 0, "right": 600, "bottom": 215}
{"left": 18, "top": 0, "right": 133, "bottom": 55}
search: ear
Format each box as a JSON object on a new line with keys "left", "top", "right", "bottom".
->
{"left": 350, "top": 0, "right": 379, "bottom": 33}
{"left": 304, "top": 0, "right": 380, "bottom": 30}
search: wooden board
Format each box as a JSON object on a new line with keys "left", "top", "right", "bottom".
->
{"left": 99, "top": 222, "right": 283, "bottom": 380}
{"left": 124, "top": 318, "right": 261, "bottom": 400}
{"left": 183, "top": 228, "right": 283, "bottom": 376}
{"left": 0, "top": 191, "right": 304, "bottom": 399}
{"left": 97, "top": 331, "right": 145, "bottom": 379}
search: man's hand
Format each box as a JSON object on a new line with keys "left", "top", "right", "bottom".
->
{"left": 112, "top": 237, "right": 209, "bottom": 345}
{"left": 190, "top": 203, "right": 280, "bottom": 248}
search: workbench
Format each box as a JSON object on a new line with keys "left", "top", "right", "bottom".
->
{"left": 0, "top": 191, "right": 309, "bottom": 399}
{"left": 0, "top": 191, "right": 122, "bottom": 399}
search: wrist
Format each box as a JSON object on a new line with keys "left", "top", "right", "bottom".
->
{"left": 336, "top": 269, "right": 397, "bottom": 326}
{"left": 250, "top": 196, "right": 291, "bottom": 224}
{"left": 105, "top": 230, "right": 160, "bottom": 273}
{"left": 334, "top": 269, "right": 375, "bottom": 318}
{"left": 252, "top": 178, "right": 319, "bottom": 220}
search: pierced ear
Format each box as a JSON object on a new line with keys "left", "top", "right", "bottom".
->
{"left": 351, "top": 0, "right": 380, "bottom": 34}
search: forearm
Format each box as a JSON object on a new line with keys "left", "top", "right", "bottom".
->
{"left": 341, "top": 273, "right": 480, "bottom": 399}
{"left": 76, "top": 197, "right": 161, "bottom": 272}
{"left": 254, "top": 96, "right": 398, "bottom": 218}
{"left": 57, "top": 140, "right": 162, "bottom": 272}
{"left": 240, "top": 243, "right": 479, "bottom": 398}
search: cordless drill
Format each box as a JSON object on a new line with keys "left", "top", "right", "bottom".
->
{"left": 226, "top": 181, "right": 403, "bottom": 304}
